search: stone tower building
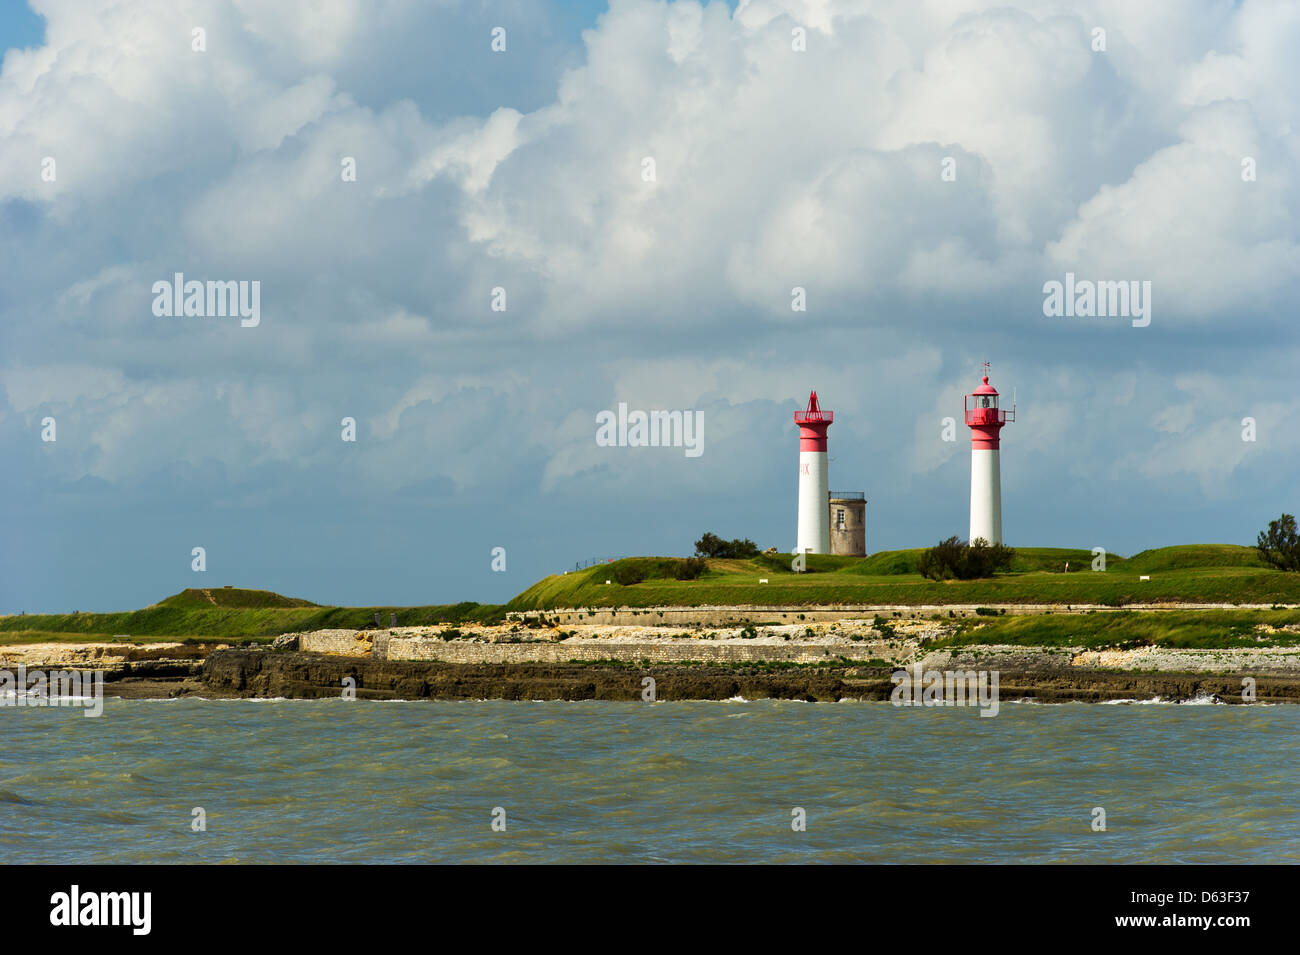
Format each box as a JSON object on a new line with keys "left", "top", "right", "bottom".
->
{"left": 829, "top": 491, "right": 866, "bottom": 556}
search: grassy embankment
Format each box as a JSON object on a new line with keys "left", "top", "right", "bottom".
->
{"left": 504, "top": 545, "right": 1300, "bottom": 610}
{"left": 0, "top": 588, "right": 499, "bottom": 644}
{"left": 501, "top": 544, "right": 1300, "bottom": 651}
{"left": 929, "top": 609, "right": 1300, "bottom": 650}
{"left": 4, "top": 545, "right": 1299, "bottom": 650}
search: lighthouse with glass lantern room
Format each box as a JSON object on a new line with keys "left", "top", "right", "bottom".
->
{"left": 794, "top": 391, "right": 833, "bottom": 555}
{"left": 965, "top": 363, "right": 1014, "bottom": 546}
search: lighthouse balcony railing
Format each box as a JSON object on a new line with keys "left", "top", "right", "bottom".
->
{"left": 964, "top": 407, "right": 1012, "bottom": 426}
{"left": 794, "top": 410, "right": 833, "bottom": 424}
{"left": 828, "top": 491, "right": 865, "bottom": 501}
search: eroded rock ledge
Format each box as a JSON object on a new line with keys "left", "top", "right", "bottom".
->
{"left": 194, "top": 649, "right": 1300, "bottom": 704}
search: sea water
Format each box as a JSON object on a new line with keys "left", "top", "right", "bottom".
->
{"left": 2, "top": 699, "right": 1297, "bottom": 863}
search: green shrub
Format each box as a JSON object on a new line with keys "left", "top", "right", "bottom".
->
{"left": 919, "top": 536, "right": 1016, "bottom": 580}
{"left": 611, "top": 563, "right": 646, "bottom": 586}
{"left": 675, "top": 556, "right": 707, "bottom": 580}
{"left": 694, "top": 532, "right": 760, "bottom": 559}
{"left": 1257, "top": 514, "right": 1300, "bottom": 572}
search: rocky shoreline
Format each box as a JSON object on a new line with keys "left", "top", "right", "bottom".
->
{"left": 7, "top": 619, "right": 1300, "bottom": 704}
{"left": 43, "top": 649, "right": 1300, "bottom": 704}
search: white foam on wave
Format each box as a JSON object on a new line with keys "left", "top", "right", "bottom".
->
{"left": 105, "top": 696, "right": 180, "bottom": 702}
{"left": 1099, "top": 695, "right": 1224, "bottom": 705}
{"left": 1178, "top": 693, "right": 1224, "bottom": 706}
{"left": 169, "top": 695, "right": 293, "bottom": 703}
{"left": 1100, "top": 697, "right": 1163, "bottom": 705}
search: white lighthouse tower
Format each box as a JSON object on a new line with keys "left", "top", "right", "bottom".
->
{"left": 965, "top": 364, "right": 1014, "bottom": 545}
{"left": 794, "top": 390, "right": 833, "bottom": 555}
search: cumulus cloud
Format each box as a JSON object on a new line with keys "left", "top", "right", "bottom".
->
{"left": 2, "top": 0, "right": 1297, "bottom": 609}
{"left": 1047, "top": 101, "right": 1300, "bottom": 321}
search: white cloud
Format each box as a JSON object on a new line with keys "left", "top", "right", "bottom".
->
{"left": 1046, "top": 102, "right": 1300, "bottom": 319}
{"left": 2, "top": 0, "right": 1297, "bottom": 535}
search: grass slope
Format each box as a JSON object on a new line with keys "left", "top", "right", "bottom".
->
{"left": 504, "top": 545, "right": 1295, "bottom": 611}
{"left": 930, "top": 609, "right": 1300, "bottom": 650}
{"left": 0, "top": 592, "right": 501, "bottom": 642}
{"left": 156, "top": 588, "right": 320, "bottom": 609}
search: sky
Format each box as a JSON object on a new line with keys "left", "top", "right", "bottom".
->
{"left": 1, "top": 0, "right": 1297, "bottom": 613}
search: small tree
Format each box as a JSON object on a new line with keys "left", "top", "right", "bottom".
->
{"left": 919, "top": 536, "right": 1015, "bottom": 580}
{"left": 1257, "top": 514, "right": 1300, "bottom": 572}
{"left": 693, "top": 532, "right": 759, "bottom": 559}
{"left": 918, "top": 536, "right": 964, "bottom": 580}
{"left": 694, "top": 532, "right": 726, "bottom": 557}
{"left": 960, "top": 537, "right": 1016, "bottom": 578}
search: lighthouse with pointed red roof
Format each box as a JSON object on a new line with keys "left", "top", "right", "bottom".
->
{"left": 794, "top": 391, "right": 833, "bottom": 555}
{"left": 965, "top": 364, "right": 1014, "bottom": 545}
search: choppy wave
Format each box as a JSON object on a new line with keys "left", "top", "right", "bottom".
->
{"left": 2, "top": 699, "right": 1297, "bottom": 864}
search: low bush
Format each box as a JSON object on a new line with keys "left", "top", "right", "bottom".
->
{"left": 611, "top": 563, "right": 646, "bottom": 586}
{"left": 694, "top": 532, "right": 760, "bottom": 559}
{"left": 919, "top": 536, "right": 1017, "bottom": 580}
{"left": 675, "top": 556, "right": 707, "bottom": 580}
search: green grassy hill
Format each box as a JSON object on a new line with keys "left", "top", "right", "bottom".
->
{"left": 0, "top": 591, "right": 499, "bottom": 643}
{"left": 154, "top": 587, "right": 320, "bottom": 609}
{"left": 3, "top": 544, "right": 1294, "bottom": 645}
{"left": 1120, "top": 544, "right": 1267, "bottom": 573}
{"left": 839, "top": 547, "right": 1111, "bottom": 576}
{"left": 504, "top": 544, "right": 1294, "bottom": 611}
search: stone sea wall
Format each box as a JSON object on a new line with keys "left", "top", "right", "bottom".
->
{"left": 384, "top": 637, "right": 898, "bottom": 665}
{"left": 918, "top": 644, "right": 1300, "bottom": 674}
{"left": 297, "top": 626, "right": 1300, "bottom": 673}
{"left": 299, "top": 630, "right": 374, "bottom": 655}
{"left": 293, "top": 626, "right": 905, "bottom": 665}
